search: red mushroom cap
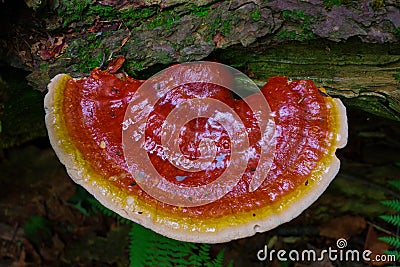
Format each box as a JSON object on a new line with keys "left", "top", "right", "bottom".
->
{"left": 44, "top": 66, "right": 347, "bottom": 243}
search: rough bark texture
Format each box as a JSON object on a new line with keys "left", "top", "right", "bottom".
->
{"left": 0, "top": 0, "right": 400, "bottom": 123}
{"left": 220, "top": 40, "right": 400, "bottom": 121}
{"left": 0, "top": 0, "right": 400, "bottom": 87}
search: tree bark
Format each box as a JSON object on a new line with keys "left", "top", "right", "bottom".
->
{"left": 0, "top": 0, "right": 400, "bottom": 121}
{"left": 219, "top": 40, "right": 400, "bottom": 121}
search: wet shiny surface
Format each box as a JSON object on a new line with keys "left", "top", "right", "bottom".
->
{"left": 63, "top": 70, "right": 338, "bottom": 219}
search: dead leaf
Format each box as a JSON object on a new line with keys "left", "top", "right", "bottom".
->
{"left": 21, "top": 238, "right": 41, "bottom": 265}
{"left": 115, "top": 72, "right": 128, "bottom": 81}
{"left": 52, "top": 36, "right": 64, "bottom": 47}
{"left": 17, "top": 50, "right": 32, "bottom": 66}
{"left": 107, "top": 55, "right": 125, "bottom": 73}
{"left": 247, "top": 70, "right": 255, "bottom": 78}
{"left": 34, "top": 36, "right": 67, "bottom": 60}
{"left": 9, "top": 249, "right": 26, "bottom": 267}
{"left": 38, "top": 50, "right": 54, "bottom": 60}
{"left": 39, "top": 235, "right": 65, "bottom": 262}
{"left": 121, "top": 35, "right": 129, "bottom": 47}
{"left": 319, "top": 215, "right": 366, "bottom": 240}
{"left": 364, "top": 225, "right": 393, "bottom": 266}
{"left": 213, "top": 32, "right": 227, "bottom": 48}
{"left": 30, "top": 40, "right": 46, "bottom": 55}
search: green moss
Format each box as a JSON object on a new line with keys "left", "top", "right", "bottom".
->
{"left": 39, "top": 63, "right": 48, "bottom": 72}
{"left": 56, "top": 1, "right": 157, "bottom": 29}
{"left": 57, "top": 0, "right": 93, "bottom": 27}
{"left": 66, "top": 33, "right": 109, "bottom": 73}
{"left": 278, "top": 29, "right": 298, "bottom": 40}
{"left": 120, "top": 7, "right": 155, "bottom": 20}
{"left": 87, "top": 5, "right": 117, "bottom": 18}
{"left": 394, "top": 68, "right": 400, "bottom": 81}
{"left": 394, "top": 27, "right": 400, "bottom": 38}
{"left": 146, "top": 9, "right": 181, "bottom": 29}
{"left": 120, "top": 7, "right": 156, "bottom": 28}
{"left": 323, "top": 0, "right": 342, "bottom": 8}
{"left": 370, "top": 0, "right": 385, "bottom": 10}
{"left": 55, "top": 1, "right": 225, "bottom": 42}
{"left": 343, "top": 95, "right": 400, "bottom": 121}
{"left": 24, "top": 215, "right": 51, "bottom": 244}
{"left": 125, "top": 60, "right": 144, "bottom": 75}
{"left": 157, "top": 50, "right": 174, "bottom": 63}
{"left": 55, "top": 2, "right": 221, "bottom": 32}
{"left": 282, "top": 9, "right": 301, "bottom": 21}
{"left": 221, "top": 20, "right": 232, "bottom": 36}
{"left": 196, "top": 13, "right": 227, "bottom": 42}
{"left": 191, "top": 5, "right": 210, "bottom": 17}
{"left": 86, "top": 34, "right": 97, "bottom": 42}
{"left": 251, "top": 9, "right": 261, "bottom": 22}
{"left": 280, "top": 10, "right": 315, "bottom": 41}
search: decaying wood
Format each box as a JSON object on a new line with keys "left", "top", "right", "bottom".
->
{"left": 219, "top": 40, "right": 400, "bottom": 120}
{"left": 0, "top": 0, "right": 399, "bottom": 120}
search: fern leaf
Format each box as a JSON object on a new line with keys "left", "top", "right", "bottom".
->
{"left": 383, "top": 249, "right": 400, "bottom": 263}
{"left": 388, "top": 180, "right": 400, "bottom": 191}
{"left": 380, "top": 215, "right": 400, "bottom": 227}
{"left": 128, "top": 223, "right": 233, "bottom": 267}
{"left": 211, "top": 249, "right": 225, "bottom": 267}
{"left": 381, "top": 200, "right": 400, "bottom": 213}
{"left": 85, "top": 195, "right": 232, "bottom": 267}
{"left": 129, "top": 223, "right": 209, "bottom": 267}
{"left": 379, "top": 236, "right": 400, "bottom": 248}
{"left": 198, "top": 243, "right": 211, "bottom": 263}
{"left": 128, "top": 223, "right": 153, "bottom": 267}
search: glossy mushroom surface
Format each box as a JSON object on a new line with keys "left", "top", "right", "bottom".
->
{"left": 44, "top": 68, "right": 347, "bottom": 243}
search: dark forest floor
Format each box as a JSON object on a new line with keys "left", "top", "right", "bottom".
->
{"left": 1, "top": 106, "right": 400, "bottom": 267}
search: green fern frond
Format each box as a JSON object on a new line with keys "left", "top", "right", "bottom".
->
{"left": 378, "top": 180, "right": 400, "bottom": 265}
{"left": 129, "top": 223, "right": 200, "bottom": 267}
{"left": 199, "top": 243, "right": 212, "bottom": 262}
{"left": 388, "top": 180, "right": 400, "bottom": 191}
{"left": 129, "top": 223, "right": 230, "bottom": 267}
{"left": 85, "top": 194, "right": 232, "bottom": 266}
{"left": 209, "top": 249, "right": 225, "bottom": 267}
{"left": 380, "top": 215, "right": 400, "bottom": 227}
{"left": 381, "top": 200, "right": 400, "bottom": 213}
{"left": 384, "top": 250, "right": 400, "bottom": 261}
{"left": 87, "top": 197, "right": 131, "bottom": 224}
{"left": 379, "top": 236, "right": 400, "bottom": 248}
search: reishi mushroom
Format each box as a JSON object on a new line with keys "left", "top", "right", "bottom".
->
{"left": 44, "top": 65, "right": 347, "bottom": 243}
